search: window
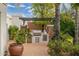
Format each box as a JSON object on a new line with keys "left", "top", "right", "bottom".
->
{"left": 43, "top": 34, "right": 47, "bottom": 41}
{"left": 33, "top": 33, "right": 41, "bottom": 36}
{"left": 35, "top": 37, "right": 39, "bottom": 43}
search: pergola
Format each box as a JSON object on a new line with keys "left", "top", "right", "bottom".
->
{"left": 19, "top": 17, "right": 53, "bottom": 21}
{"left": 19, "top": 17, "right": 53, "bottom": 25}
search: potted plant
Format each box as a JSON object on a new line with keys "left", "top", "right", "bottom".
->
{"left": 8, "top": 29, "right": 26, "bottom": 56}
{"left": 8, "top": 26, "right": 18, "bottom": 40}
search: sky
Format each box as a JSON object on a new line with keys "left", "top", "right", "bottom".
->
{"left": 7, "top": 3, "right": 71, "bottom": 18}
{"left": 7, "top": 3, "right": 33, "bottom": 17}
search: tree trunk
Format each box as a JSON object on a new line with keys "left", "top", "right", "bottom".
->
{"left": 54, "top": 3, "right": 60, "bottom": 39}
{"left": 41, "top": 4, "right": 45, "bottom": 32}
{"left": 74, "top": 8, "right": 79, "bottom": 44}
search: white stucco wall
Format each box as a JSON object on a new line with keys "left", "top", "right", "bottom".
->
{"left": 11, "top": 16, "right": 20, "bottom": 28}
{"left": 7, "top": 15, "right": 23, "bottom": 29}
{"left": 0, "top": 4, "right": 8, "bottom": 56}
{"left": 7, "top": 14, "right": 12, "bottom": 28}
{"left": 7, "top": 14, "right": 29, "bottom": 29}
{"left": 11, "top": 16, "right": 23, "bottom": 29}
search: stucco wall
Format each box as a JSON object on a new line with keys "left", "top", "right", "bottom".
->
{"left": 10, "top": 16, "right": 23, "bottom": 29}
{"left": 7, "top": 14, "right": 12, "bottom": 28}
{"left": 12, "top": 16, "right": 20, "bottom": 28}
{"left": 0, "top": 4, "right": 8, "bottom": 56}
{"left": 7, "top": 14, "right": 23, "bottom": 29}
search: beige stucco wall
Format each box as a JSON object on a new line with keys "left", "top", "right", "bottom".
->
{"left": 0, "top": 4, "right": 8, "bottom": 56}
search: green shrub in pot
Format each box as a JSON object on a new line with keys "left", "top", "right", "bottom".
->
{"left": 9, "top": 28, "right": 26, "bottom": 56}
{"left": 15, "top": 29, "right": 26, "bottom": 44}
{"left": 8, "top": 25, "right": 18, "bottom": 40}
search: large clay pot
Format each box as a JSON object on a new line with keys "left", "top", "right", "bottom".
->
{"left": 8, "top": 43, "right": 23, "bottom": 56}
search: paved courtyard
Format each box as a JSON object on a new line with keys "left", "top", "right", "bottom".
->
{"left": 7, "top": 40, "right": 49, "bottom": 56}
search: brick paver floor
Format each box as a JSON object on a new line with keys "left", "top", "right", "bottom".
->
{"left": 22, "top": 43, "right": 49, "bottom": 56}
{"left": 7, "top": 40, "right": 49, "bottom": 56}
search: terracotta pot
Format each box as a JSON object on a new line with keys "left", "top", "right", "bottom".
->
{"left": 8, "top": 43, "right": 23, "bottom": 56}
